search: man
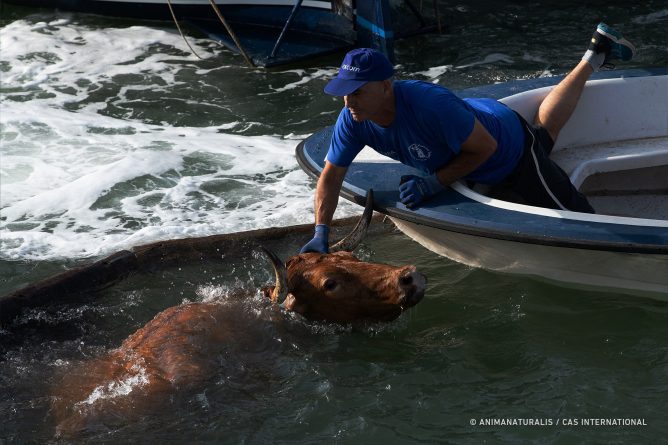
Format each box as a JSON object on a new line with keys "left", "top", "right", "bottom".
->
{"left": 301, "top": 23, "right": 635, "bottom": 254}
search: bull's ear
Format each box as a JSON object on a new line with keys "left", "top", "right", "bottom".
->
{"left": 285, "top": 256, "right": 304, "bottom": 269}
{"left": 282, "top": 294, "right": 306, "bottom": 314}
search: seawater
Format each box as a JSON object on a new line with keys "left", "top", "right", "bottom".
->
{"left": 1, "top": 1, "right": 667, "bottom": 443}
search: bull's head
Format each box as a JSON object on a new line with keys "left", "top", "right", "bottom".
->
{"left": 261, "top": 191, "right": 426, "bottom": 322}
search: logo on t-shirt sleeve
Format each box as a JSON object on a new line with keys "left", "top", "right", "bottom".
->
{"left": 408, "top": 143, "right": 432, "bottom": 161}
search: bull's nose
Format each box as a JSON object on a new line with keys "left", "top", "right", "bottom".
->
{"left": 398, "top": 267, "right": 426, "bottom": 307}
{"left": 398, "top": 266, "right": 425, "bottom": 288}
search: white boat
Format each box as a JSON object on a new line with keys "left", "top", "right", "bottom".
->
{"left": 296, "top": 69, "right": 668, "bottom": 298}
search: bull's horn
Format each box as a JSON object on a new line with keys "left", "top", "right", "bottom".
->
{"left": 260, "top": 247, "right": 288, "bottom": 304}
{"left": 330, "top": 189, "right": 374, "bottom": 252}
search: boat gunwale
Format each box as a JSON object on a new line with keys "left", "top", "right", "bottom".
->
{"left": 296, "top": 140, "right": 668, "bottom": 255}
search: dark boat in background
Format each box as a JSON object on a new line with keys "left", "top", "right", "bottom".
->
{"left": 5, "top": 0, "right": 444, "bottom": 66}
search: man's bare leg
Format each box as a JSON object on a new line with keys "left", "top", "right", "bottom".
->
{"left": 535, "top": 23, "right": 636, "bottom": 142}
{"left": 534, "top": 61, "right": 593, "bottom": 142}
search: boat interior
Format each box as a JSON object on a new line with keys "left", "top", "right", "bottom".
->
{"left": 554, "top": 136, "right": 668, "bottom": 220}
{"left": 469, "top": 136, "right": 668, "bottom": 220}
{"left": 484, "top": 74, "right": 668, "bottom": 221}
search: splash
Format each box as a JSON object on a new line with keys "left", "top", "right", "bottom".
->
{"left": 77, "top": 362, "right": 149, "bottom": 406}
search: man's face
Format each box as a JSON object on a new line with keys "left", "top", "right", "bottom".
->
{"left": 343, "top": 80, "right": 389, "bottom": 123}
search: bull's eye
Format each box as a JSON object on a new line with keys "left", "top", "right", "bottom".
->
{"left": 323, "top": 278, "right": 337, "bottom": 291}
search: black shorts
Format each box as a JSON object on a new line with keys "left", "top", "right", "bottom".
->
{"left": 490, "top": 114, "right": 595, "bottom": 214}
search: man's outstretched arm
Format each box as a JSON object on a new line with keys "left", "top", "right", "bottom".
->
{"left": 301, "top": 161, "right": 348, "bottom": 253}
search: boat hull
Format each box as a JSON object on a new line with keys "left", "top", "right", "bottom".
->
{"left": 392, "top": 218, "right": 668, "bottom": 298}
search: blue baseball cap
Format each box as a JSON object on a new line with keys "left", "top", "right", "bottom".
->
{"left": 324, "top": 48, "right": 394, "bottom": 96}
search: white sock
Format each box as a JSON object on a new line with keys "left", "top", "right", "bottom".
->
{"left": 582, "top": 49, "right": 606, "bottom": 71}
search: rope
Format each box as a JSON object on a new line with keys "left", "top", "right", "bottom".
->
{"left": 269, "top": 0, "right": 303, "bottom": 59}
{"left": 433, "top": 0, "right": 442, "bottom": 33}
{"left": 166, "top": 0, "right": 204, "bottom": 59}
{"left": 208, "top": 0, "right": 256, "bottom": 67}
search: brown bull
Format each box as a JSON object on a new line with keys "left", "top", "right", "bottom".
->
{"left": 51, "top": 192, "right": 426, "bottom": 438}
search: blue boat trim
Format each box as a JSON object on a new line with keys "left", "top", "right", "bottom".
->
{"left": 295, "top": 137, "right": 668, "bottom": 254}
{"left": 295, "top": 69, "right": 668, "bottom": 255}
{"left": 356, "top": 15, "right": 394, "bottom": 39}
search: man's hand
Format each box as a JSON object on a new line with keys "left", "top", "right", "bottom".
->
{"left": 300, "top": 224, "right": 330, "bottom": 253}
{"left": 398, "top": 174, "right": 444, "bottom": 209}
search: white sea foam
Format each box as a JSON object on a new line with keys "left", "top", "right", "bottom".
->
{"left": 521, "top": 52, "right": 549, "bottom": 65}
{"left": 0, "top": 16, "right": 359, "bottom": 261}
{"left": 414, "top": 65, "right": 454, "bottom": 79}
{"left": 632, "top": 9, "right": 668, "bottom": 24}
{"left": 456, "top": 53, "right": 514, "bottom": 69}
{"left": 261, "top": 68, "right": 338, "bottom": 94}
{"left": 0, "top": 17, "right": 214, "bottom": 93}
{"left": 0, "top": 107, "right": 349, "bottom": 259}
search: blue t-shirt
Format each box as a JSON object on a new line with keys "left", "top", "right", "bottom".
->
{"left": 326, "top": 80, "right": 525, "bottom": 184}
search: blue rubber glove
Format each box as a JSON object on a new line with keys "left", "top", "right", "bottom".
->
{"left": 399, "top": 174, "right": 444, "bottom": 209}
{"left": 300, "top": 224, "right": 330, "bottom": 253}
